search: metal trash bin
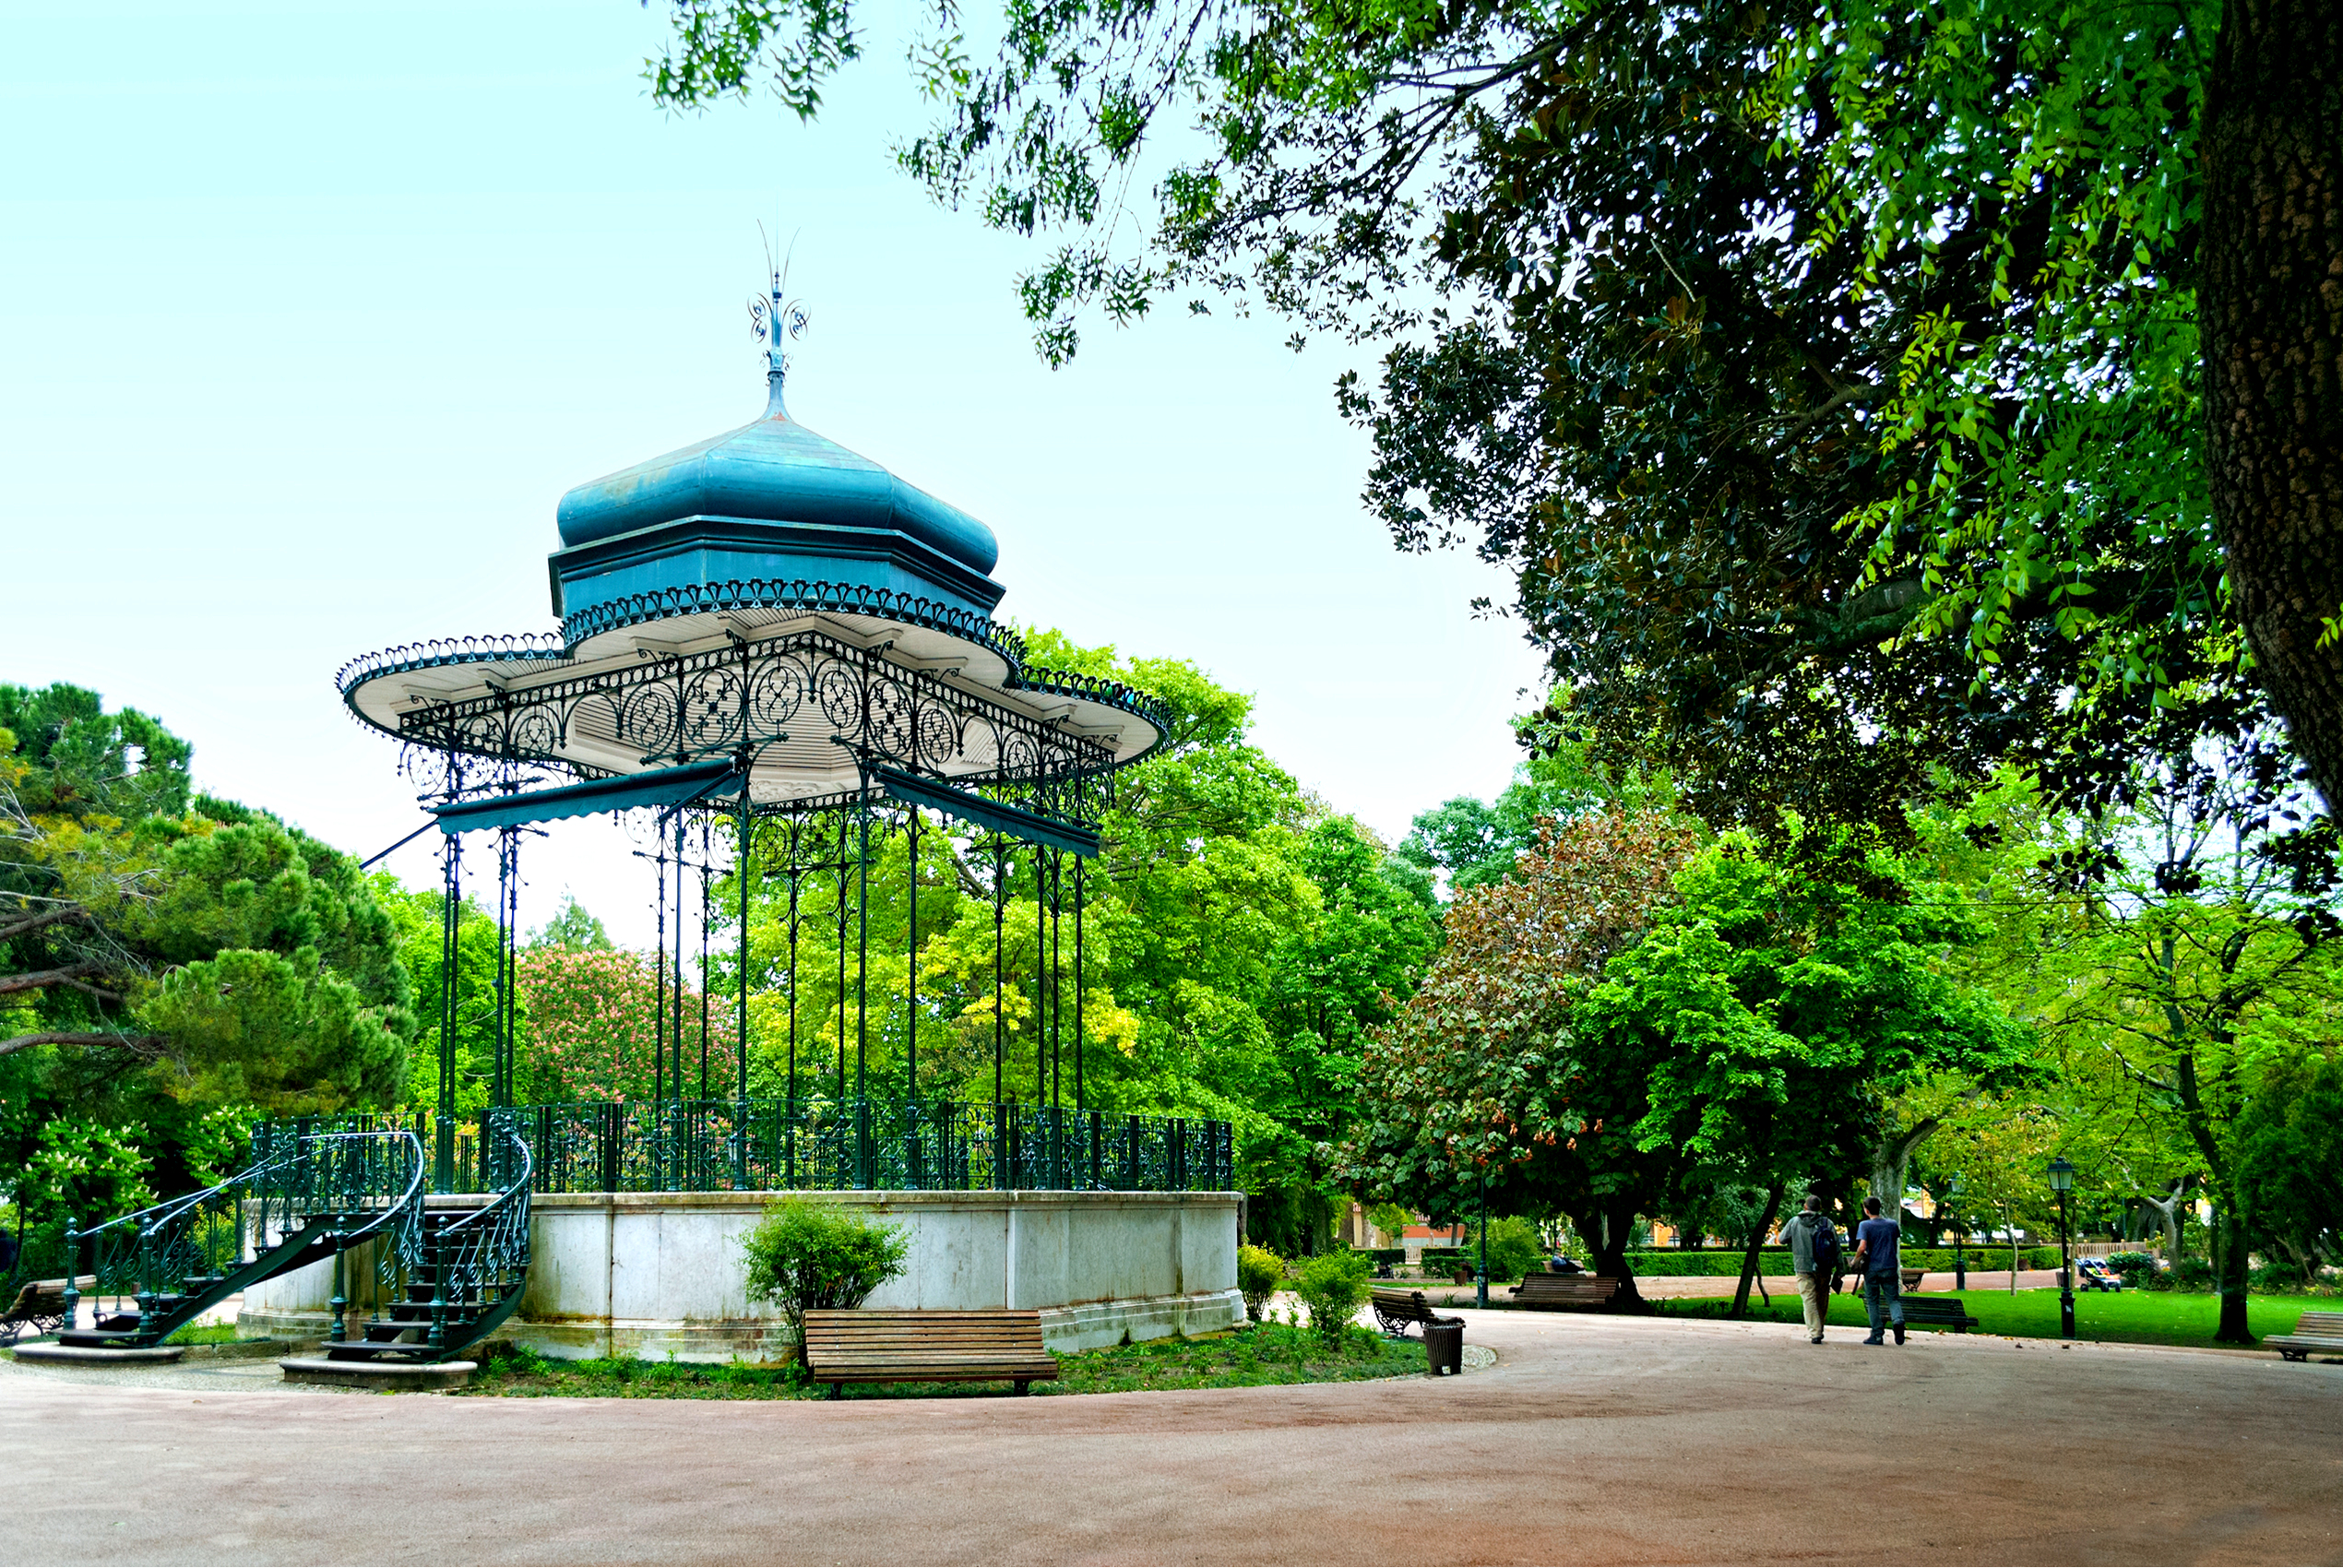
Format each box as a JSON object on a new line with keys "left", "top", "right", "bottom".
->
{"left": 1424, "top": 1318, "right": 1464, "bottom": 1376}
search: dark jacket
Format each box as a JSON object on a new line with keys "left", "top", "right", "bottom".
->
{"left": 1778, "top": 1211, "right": 1837, "bottom": 1275}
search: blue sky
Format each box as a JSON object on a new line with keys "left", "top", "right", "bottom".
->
{"left": 0, "top": 0, "right": 1550, "bottom": 944}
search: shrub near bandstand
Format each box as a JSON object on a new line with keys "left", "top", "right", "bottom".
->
{"left": 1294, "top": 1251, "right": 1374, "bottom": 1345}
{"left": 739, "top": 1198, "right": 910, "bottom": 1347}
{"left": 1237, "top": 1243, "right": 1285, "bottom": 1324}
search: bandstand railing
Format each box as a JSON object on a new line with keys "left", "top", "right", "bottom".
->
{"left": 253, "top": 1100, "right": 1235, "bottom": 1196}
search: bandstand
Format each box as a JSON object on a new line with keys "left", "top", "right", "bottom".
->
{"left": 40, "top": 272, "right": 1241, "bottom": 1373}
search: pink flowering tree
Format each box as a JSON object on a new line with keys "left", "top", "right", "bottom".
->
{"left": 517, "top": 947, "right": 738, "bottom": 1103}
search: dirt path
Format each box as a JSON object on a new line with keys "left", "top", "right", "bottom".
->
{"left": 4, "top": 1307, "right": 2336, "bottom": 1564}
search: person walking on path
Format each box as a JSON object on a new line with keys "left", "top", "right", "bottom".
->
{"left": 1776, "top": 1195, "right": 1840, "bottom": 1343}
{"left": 1854, "top": 1195, "right": 1906, "bottom": 1345}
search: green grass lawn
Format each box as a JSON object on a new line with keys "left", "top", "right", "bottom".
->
{"left": 1659, "top": 1288, "right": 2325, "bottom": 1348}
{"left": 458, "top": 1321, "right": 1426, "bottom": 1400}
{"left": 161, "top": 1322, "right": 244, "bottom": 1346}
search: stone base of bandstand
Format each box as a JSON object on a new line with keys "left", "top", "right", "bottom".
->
{"left": 240, "top": 1189, "right": 1243, "bottom": 1363}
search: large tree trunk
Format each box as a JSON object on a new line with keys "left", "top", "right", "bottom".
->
{"left": 1868, "top": 1118, "right": 1940, "bottom": 1221}
{"left": 2204, "top": 0, "right": 2343, "bottom": 805}
{"left": 2134, "top": 1176, "right": 2193, "bottom": 1262}
{"left": 2210, "top": 1201, "right": 2255, "bottom": 1343}
{"left": 1575, "top": 1197, "right": 1650, "bottom": 1312}
{"left": 1730, "top": 1182, "right": 1785, "bottom": 1318}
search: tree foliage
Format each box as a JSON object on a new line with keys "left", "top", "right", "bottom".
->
{"left": 1, "top": 685, "right": 411, "bottom": 1229}
{"left": 517, "top": 944, "right": 738, "bottom": 1104}
{"left": 647, "top": 0, "right": 2337, "bottom": 837}
{"left": 1953, "top": 744, "right": 2343, "bottom": 1337}
{"left": 1341, "top": 807, "right": 1699, "bottom": 1292}
{"left": 1347, "top": 807, "right": 2028, "bottom": 1301}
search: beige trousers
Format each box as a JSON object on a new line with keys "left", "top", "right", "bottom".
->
{"left": 1796, "top": 1271, "right": 1827, "bottom": 1339}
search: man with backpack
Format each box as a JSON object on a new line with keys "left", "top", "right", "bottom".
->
{"left": 1854, "top": 1194, "right": 1907, "bottom": 1345}
{"left": 1776, "top": 1194, "right": 1841, "bottom": 1343}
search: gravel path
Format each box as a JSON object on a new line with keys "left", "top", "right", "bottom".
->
{"left": 4, "top": 1307, "right": 2335, "bottom": 1564}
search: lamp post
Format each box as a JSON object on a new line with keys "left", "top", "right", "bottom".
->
{"left": 1947, "top": 1175, "right": 1967, "bottom": 1291}
{"left": 1475, "top": 1171, "right": 1489, "bottom": 1311}
{"left": 2048, "top": 1156, "right": 2077, "bottom": 1339}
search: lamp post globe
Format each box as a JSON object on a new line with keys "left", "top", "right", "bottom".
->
{"left": 2047, "top": 1158, "right": 2077, "bottom": 1339}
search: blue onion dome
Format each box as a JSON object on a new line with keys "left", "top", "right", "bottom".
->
{"left": 555, "top": 377, "right": 999, "bottom": 573}
{"left": 334, "top": 293, "right": 1169, "bottom": 793}
{"left": 545, "top": 363, "right": 1005, "bottom": 643}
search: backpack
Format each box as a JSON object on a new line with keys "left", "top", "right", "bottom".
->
{"left": 1808, "top": 1218, "right": 1841, "bottom": 1275}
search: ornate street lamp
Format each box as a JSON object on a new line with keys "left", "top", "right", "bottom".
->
{"left": 2047, "top": 1156, "right": 2077, "bottom": 1338}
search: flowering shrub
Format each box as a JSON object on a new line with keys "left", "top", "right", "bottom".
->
{"left": 518, "top": 947, "right": 740, "bottom": 1102}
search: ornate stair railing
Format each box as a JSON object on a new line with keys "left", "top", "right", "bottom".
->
{"left": 59, "top": 1129, "right": 424, "bottom": 1348}
{"left": 322, "top": 1109, "right": 533, "bottom": 1364}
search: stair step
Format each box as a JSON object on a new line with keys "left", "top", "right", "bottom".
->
{"left": 358, "top": 1324, "right": 427, "bottom": 1345}
{"left": 322, "top": 1343, "right": 439, "bottom": 1364}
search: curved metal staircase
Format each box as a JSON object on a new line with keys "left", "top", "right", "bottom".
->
{"left": 58, "top": 1129, "right": 426, "bottom": 1352}
{"left": 317, "top": 1113, "right": 533, "bottom": 1365}
{"left": 48, "top": 1112, "right": 531, "bottom": 1367}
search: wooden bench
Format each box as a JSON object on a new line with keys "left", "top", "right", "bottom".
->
{"left": 1509, "top": 1274, "right": 1622, "bottom": 1311}
{"left": 1897, "top": 1298, "right": 1980, "bottom": 1333}
{"left": 1842, "top": 1266, "right": 1929, "bottom": 1293}
{"left": 1, "top": 1275, "right": 93, "bottom": 1346}
{"left": 800, "top": 1310, "right": 1059, "bottom": 1398}
{"left": 2266, "top": 1310, "right": 2343, "bottom": 1363}
{"left": 1370, "top": 1288, "right": 1461, "bottom": 1336}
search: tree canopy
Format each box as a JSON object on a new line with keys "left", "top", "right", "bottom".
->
{"left": 649, "top": 0, "right": 2340, "bottom": 836}
{"left": 2, "top": 685, "right": 412, "bottom": 1238}
{"left": 1345, "top": 808, "right": 2028, "bottom": 1298}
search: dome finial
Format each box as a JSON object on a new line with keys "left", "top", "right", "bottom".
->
{"left": 748, "top": 223, "right": 809, "bottom": 420}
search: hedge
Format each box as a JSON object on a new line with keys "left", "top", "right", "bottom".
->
{"left": 1624, "top": 1245, "right": 2063, "bottom": 1277}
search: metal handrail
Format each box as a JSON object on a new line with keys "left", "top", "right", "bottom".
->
{"left": 421, "top": 1111, "right": 533, "bottom": 1354}
{"left": 62, "top": 1129, "right": 425, "bottom": 1340}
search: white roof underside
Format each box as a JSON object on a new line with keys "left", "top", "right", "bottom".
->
{"left": 344, "top": 606, "right": 1157, "bottom": 804}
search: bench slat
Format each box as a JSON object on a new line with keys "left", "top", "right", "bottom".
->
{"left": 803, "top": 1309, "right": 1059, "bottom": 1394}
{"left": 1513, "top": 1275, "right": 1621, "bottom": 1312}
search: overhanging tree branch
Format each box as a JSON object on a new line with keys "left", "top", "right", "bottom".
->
{"left": 0, "top": 1030, "right": 168, "bottom": 1059}
{"left": 0, "top": 959, "right": 112, "bottom": 996}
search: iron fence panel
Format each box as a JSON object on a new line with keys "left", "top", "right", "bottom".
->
{"left": 252, "top": 1099, "right": 1232, "bottom": 1195}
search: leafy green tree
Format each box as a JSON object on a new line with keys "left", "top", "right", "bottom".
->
{"left": 1401, "top": 770, "right": 1605, "bottom": 898}
{"left": 1576, "top": 831, "right": 2029, "bottom": 1309}
{"left": 648, "top": 0, "right": 2340, "bottom": 828}
{"left": 375, "top": 879, "right": 505, "bottom": 1115}
{"left": 2232, "top": 1052, "right": 2343, "bottom": 1284}
{"left": 531, "top": 893, "right": 614, "bottom": 952}
{"left": 1248, "top": 815, "right": 1441, "bottom": 1251}
{"left": 0, "top": 683, "right": 191, "bottom": 821}
{"left": 1902, "top": 725, "right": 2341, "bottom": 1336}
{"left": 1, "top": 690, "right": 412, "bottom": 1230}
